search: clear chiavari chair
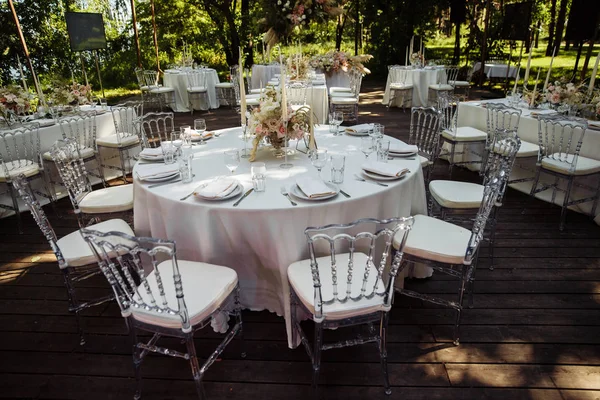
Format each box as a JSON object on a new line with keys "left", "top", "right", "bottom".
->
{"left": 394, "top": 144, "right": 513, "bottom": 344}
{"left": 329, "top": 69, "right": 363, "bottom": 124}
{"left": 408, "top": 107, "right": 442, "bottom": 186}
{"left": 531, "top": 115, "right": 600, "bottom": 230}
{"left": 50, "top": 137, "right": 133, "bottom": 228}
{"left": 288, "top": 217, "right": 414, "bottom": 399}
{"left": 186, "top": 70, "right": 209, "bottom": 115}
{"left": 428, "top": 66, "right": 458, "bottom": 105}
{"left": 140, "top": 112, "right": 174, "bottom": 148}
{"left": 0, "top": 123, "right": 54, "bottom": 232}
{"left": 96, "top": 101, "right": 143, "bottom": 183}
{"left": 11, "top": 174, "right": 133, "bottom": 344}
{"left": 215, "top": 65, "right": 237, "bottom": 108}
{"left": 81, "top": 229, "right": 244, "bottom": 400}
{"left": 481, "top": 103, "right": 522, "bottom": 175}
{"left": 144, "top": 70, "right": 176, "bottom": 111}
{"left": 388, "top": 66, "right": 413, "bottom": 110}
{"left": 286, "top": 80, "right": 310, "bottom": 108}
{"left": 134, "top": 67, "right": 149, "bottom": 101}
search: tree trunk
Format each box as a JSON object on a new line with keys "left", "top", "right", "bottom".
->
{"left": 534, "top": 20, "right": 540, "bottom": 48}
{"left": 545, "top": 0, "right": 557, "bottom": 56}
{"left": 553, "top": 0, "right": 569, "bottom": 56}
{"left": 335, "top": 14, "right": 347, "bottom": 51}
{"left": 453, "top": 23, "right": 461, "bottom": 64}
{"left": 241, "top": 0, "right": 252, "bottom": 67}
{"left": 354, "top": 0, "right": 360, "bottom": 55}
{"left": 479, "top": 0, "right": 492, "bottom": 87}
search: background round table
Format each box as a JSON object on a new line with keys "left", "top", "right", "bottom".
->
{"left": 163, "top": 68, "right": 220, "bottom": 112}
{"left": 251, "top": 64, "right": 281, "bottom": 89}
{"left": 382, "top": 67, "right": 445, "bottom": 107}
{"left": 133, "top": 126, "right": 427, "bottom": 348}
{"left": 473, "top": 62, "right": 518, "bottom": 79}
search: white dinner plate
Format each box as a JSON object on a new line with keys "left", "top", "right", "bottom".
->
{"left": 289, "top": 182, "right": 339, "bottom": 201}
{"left": 362, "top": 169, "right": 408, "bottom": 181}
{"left": 194, "top": 182, "right": 243, "bottom": 201}
{"left": 190, "top": 134, "right": 214, "bottom": 142}
{"left": 389, "top": 151, "right": 417, "bottom": 158}
{"left": 345, "top": 128, "right": 371, "bottom": 137}
{"left": 139, "top": 154, "right": 164, "bottom": 162}
{"left": 140, "top": 172, "right": 180, "bottom": 182}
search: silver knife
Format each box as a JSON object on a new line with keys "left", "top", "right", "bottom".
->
{"left": 233, "top": 188, "right": 254, "bottom": 207}
{"left": 339, "top": 189, "right": 351, "bottom": 198}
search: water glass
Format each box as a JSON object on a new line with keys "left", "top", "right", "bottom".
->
{"left": 224, "top": 149, "right": 240, "bottom": 174}
{"left": 360, "top": 137, "right": 375, "bottom": 159}
{"left": 328, "top": 113, "right": 337, "bottom": 134}
{"left": 330, "top": 154, "right": 346, "bottom": 184}
{"left": 194, "top": 118, "right": 207, "bottom": 145}
{"left": 332, "top": 112, "right": 344, "bottom": 136}
{"left": 170, "top": 131, "right": 183, "bottom": 159}
{"left": 251, "top": 162, "right": 267, "bottom": 192}
{"left": 99, "top": 98, "right": 108, "bottom": 110}
{"left": 160, "top": 141, "right": 176, "bottom": 164}
{"left": 377, "top": 139, "right": 390, "bottom": 162}
{"left": 372, "top": 123, "right": 385, "bottom": 139}
{"left": 310, "top": 149, "right": 328, "bottom": 178}
{"left": 178, "top": 154, "right": 194, "bottom": 183}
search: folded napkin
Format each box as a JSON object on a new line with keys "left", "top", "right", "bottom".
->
{"left": 195, "top": 178, "right": 237, "bottom": 198}
{"left": 33, "top": 118, "right": 55, "bottom": 127}
{"left": 190, "top": 131, "right": 214, "bottom": 140}
{"left": 345, "top": 123, "right": 374, "bottom": 134}
{"left": 136, "top": 164, "right": 179, "bottom": 180}
{"left": 588, "top": 121, "right": 600, "bottom": 130}
{"left": 139, "top": 147, "right": 164, "bottom": 158}
{"left": 362, "top": 161, "right": 409, "bottom": 178}
{"left": 530, "top": 109, "right": 557, "bottom": 117}
{"left": 389, "top": 143, "right": 419, "bottom": 154}
{"left": 296, "top": 176, "right": 336, "bottom": 198}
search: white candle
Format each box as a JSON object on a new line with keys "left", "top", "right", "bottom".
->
{"left": 71, "top": 70, "right": 75, "bottom": 86}
{"left": 238, "top": 47, "right": 246, "bottom": 126}
{"left": 531, "top": 69, "right": 541, "bottom": 107}
{"left": 308, "top": 107, "right": 315, "bottom": 151}
{"left": 512, "top": 65, "right": 521, "bottom": 94}
{"left": 281, "top": 62, "right": 287, "bottom": 122}
{"left": 410, "top": 36, "right": 414, "bottom": 56}
{"left": 405, "top": 46, "right": 408, "bottom": 66}
{"left": 543, "top": 47, "right": 556, "bottom": 92}
{"left": 16, "top": 54, "right": 28, "bottom": 92}
{"left": 420, "top": 38, "right": 423, "bottom": 56}
{"left": 589, "top": 52, "right": 600, "bottom": 95}
{"left": 523, "top": 45, "right": 533, "bottom": 88}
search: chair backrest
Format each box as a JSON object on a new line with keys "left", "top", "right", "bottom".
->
{"left": 81, "top": 228, "right": 194, "bottom": 332}
{"left": 445, "top": 66, "right": 460, "bottom": 85}
{"left": 143, "top": 70, "right": 160, "bottom": 88}
{"left": 483, "top": 129, "right": 521, "bottom": 205}
{"left": 485, "top": 103, "right": 521, "bottom": 148}
{"left": 134, "top": 68, "right": 146, "bottom": 88}
{"left": 286, "top": 80, "right": 310, "bottom": 106}
{"left": 57, "top": 112, "right": 98, "bottom": 151}
{"left": 0, "top": 123, "right": 41, "bottom": 180}
{"left": 391, "top": 67, "right": 410, "bottom": 86}
{"left": 50, "top": 137, "right": 93, "bottom": 216}
{"left": 12, "top": 174, "right": 65, "bottom": 267}
{"left": 348, "top": 69, "right": 364, "bottom": 97}
{"left": 436, "top": 93, "right": 460, "bottom": 132}
{"left": 111, "top": 101, "right": 143, "bottom": 144}
{"left": 230, "top": 65, "right": 241, "bottom": 104}
{"left": 304, "top": 217, "right": 414, "bottom": 322}
{"left": 409, "top": 107, "right": 442, "bottom": 162}
{"left": 186, "top": 70, "right": 206, "bottom": 90}
{"left": 141, "top": 112, "right": 175, "bottom": 148}
{"left": 244, "top": 68, "right": 252, "bottom": 93}
{"left": 536, "top": 115, "right": 587, "bottom": 173}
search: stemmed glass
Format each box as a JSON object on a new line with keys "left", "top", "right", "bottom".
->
{"left": 332, "top": 112, "right": 343, "bottom": 136}
{"left": 91, "top": 96, "right": 99, "bottom": 109}
{"left": 224, "top": 149, "right": 240, "bottom": 174}
{"left": 310, "top": 149, "right": 328, "bottom": 179}
{"left": 361, "top": 137, "right": 375, "bottom": 159}
{"left": 194, "top": 118, "right": 207, "bottom": 145}
{"left": 170, "top": 131, "right": 183, "bottom": 159}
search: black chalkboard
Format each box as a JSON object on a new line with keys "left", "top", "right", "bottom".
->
{"left": 65, "top": 12, "right": 107, "bottom": 52}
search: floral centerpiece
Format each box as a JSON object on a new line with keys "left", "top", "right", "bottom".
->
{"left": 410, "top": 52, "right": 424, "bottom": 67}
{"left": 523, "top": 88, "right": 544, "bottom": 108}
{"left": 286, "top": 55, "right": 310, "bottom": 80}
{"left": 247, "top": 86, "right": 311, "bottom": 161}
{"left": 48, "top": 82, "right": 93, "bottom": 106}
{"left": 0, "top": 85, "right": 32, "bottom": 119}
{"left": 545, "top": 79, "right": 585, "bottom": 107}
{"left": 309, "top": 51, "right": 372, "bottom": 75}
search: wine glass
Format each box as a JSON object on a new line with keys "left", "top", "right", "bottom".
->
{"left": 170, "top": 131, "right": 183, "bottom": 159}
{"left": 194, "top": 118, "right": 207, "bottom": 146}
{"left": 224, "top": 149, "right": 240, "bottom": 174}
{"left": 361, "top": 137, "right": 375, "bottom": 159}
{"left": 332, "top": 112, "right": 343, "bottom": 136}
{"left": 310, "top": 149, "right": 328, "bottom": 179}
{"left": 91, "top": 96, "right": 99, "bottom": 109}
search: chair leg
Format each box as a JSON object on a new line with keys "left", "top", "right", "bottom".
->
{"left": 488, "top": 207, "right": 498, "bottom": 271}
{"left": 129, "top": 321, "right": 143, "bottom": 400}
{"left": 448, "top": 142, "right": 457, "bottom": 178}
{"left": 560, "top": 176, "right": 575, "bottom": 231}
{"left": 62, "top": 269, "right": 85, "bottom": 345}
{"left": 591, "top": 175, "right": 600, "bottom": 217}
{"left": 235, "top": 286, "right": 246, "bottom": 358}
{"left": 186, "top": 333, "right": 206, "bottom": 400}
{"left": 312, "top": 322, "right": 324, "bottom": 400}
{"left": 379, "top": 312, "right": 392, "bottom": 395}
{"left": 7, "top": 183, "right": 23, "bottom": 234}
{"left": 453, "top": 265, "right": 468, "bottom": 346}
{"left": 119, "top": 148, "right": 129, "bottom": 184}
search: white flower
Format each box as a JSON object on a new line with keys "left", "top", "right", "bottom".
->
{"left": 277, "top": 0, "right": 281, "bottom": 4}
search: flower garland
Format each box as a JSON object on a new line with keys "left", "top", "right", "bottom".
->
{"left": 309, "top": 51, "right": 372, "bottom": 75}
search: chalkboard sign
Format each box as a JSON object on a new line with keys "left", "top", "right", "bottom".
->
{"left": 65, "top": 12, "right": 107, "bottom": 52}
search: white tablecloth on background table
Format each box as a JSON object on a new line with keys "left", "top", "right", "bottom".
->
{"left": 251, "top": 64, "right": 282, "bottom": 89}
{"left": 473, "top": 62, "right": 518, "bottom": 79}
{"left": 163, "top": 68, "right": 220, "bottom": 112}
{"left": 456, "top": 99, "right": 600, "bottom": 224}
{"left": 306, "top": 86, "right": 329, "bottom": 125}
{"left": 382, "top": 67, "right": 445, "bottom": 107}
{"left": 133, "top": 126, "right": 428, "bottom": 348}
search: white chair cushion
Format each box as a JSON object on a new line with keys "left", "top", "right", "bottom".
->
{"left": 390, "top": 83, "right": 414, "bottom": 90}
{"left": 96, "top": 134, "right": 140, "bottom": 148}
{"left": 330, "top": 91, "right": 355, "bottom": 98}
{"left": 331, "top": 97, "right": 358, "bottom": 105}
{"left": 449, "top": 80, "right": 470, "bottom": 87}
{"left": 429, "top": 180, "right": 484, "bottom": 209}
{"left": 0, "top": 160, "right": 39, "bottom": 182}
{"left": 188, "top": 86, "right": 207, "bottom": 93}
{"left": 215, "top": 82, "right": 233, "bottom": 88}
{"left": 132, "top": 260, "right": 238, "bottom": 330}
{"left": 393, "top": 214, "right": 472, "bottom": 265}
{"left": 291, "top": 104, "right": 310, "bottom": 112}
{"left": 288, "top": 252, "right": 387, "bottom": 321}
{"left": 517, "top": 140, "right": 539, "bottom": 158}
{"left": 442, "top": 126, "right": 487, "bottom": 142}
{"left": 246, "top": 98, "right": 261, "bottom": 106}
{"left": 541, "top": 154, "right": 600, "bottom": 176}
{"left": 57, "top": 218, "right": 134, "bottom": 268}
{"left": 150, "top": 86, "right": 175, "bottom": 94}
{"left": 429, "top": 84, "right": 454, "bottom": 91}
{"left": 43, "top": 146, "right": 95, "bottom": 161}
{"left": 329, "top": 87, "right": 352, "bottom": 94}
{"left": 250, "top": 88, "right": 266, "bottom": 94}
{"left": 79, "top": 184, "right": 134, "bottom": 214}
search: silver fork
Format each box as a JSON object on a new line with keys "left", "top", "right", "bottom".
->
{"left": 353, "top": 173, "right": 388, "bottom": 187}
{"left": 280, "top": 186, "right": 297, "bottom": 206}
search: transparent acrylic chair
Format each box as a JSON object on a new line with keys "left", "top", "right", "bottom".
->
{"left": 288, "top": 217, "right": 414, "bottom": 398}
{"left": 12, "top": 174, "right": 134, "bottom": 345}
{"left": 81, "top": 229, "right": 245, "bottom": 400}
{"left": 408, "top": 107, "right": 442, "bottom": 186}
{"left": 481, "top": 103, "right": 523, "bottom": 176}
{"left": 140, "top": 112, "right": 174, "bottom": 148}
{"left": 388, "top": 66, "right": 413, "bottom": 110}
{"left": 186, "top": 70, "right": 209, "bottom": 114}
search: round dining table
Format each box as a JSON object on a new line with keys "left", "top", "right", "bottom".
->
{"left": 133, "top": 126, "right": 428, "bottom": 348}
{"left": 163, "top": 68, "right": 221, "bottom": 112}
{"left": 382, "top": 66, "right": 445, "bottom": 107}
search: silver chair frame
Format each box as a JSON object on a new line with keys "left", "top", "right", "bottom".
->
{"left": 140, "top": 112, "right": 174, "bottom": 148}
{"left": 187, "top": 70, "right": 210, "bottom": 115}
{"left": 388, "top": 66, "right": 413, "bottom": 110}
{"left": 408, "top": 107, "right": 442, "bottom": 187}
{"left": 329, "top": 69, "right": 363, "bottom": 124}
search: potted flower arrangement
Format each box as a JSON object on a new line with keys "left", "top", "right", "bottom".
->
{"left": 247, "top": 86, "right": 311, "bottom": 161}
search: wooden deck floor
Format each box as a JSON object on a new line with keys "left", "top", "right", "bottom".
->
{"left": 1, "top": 81, "right": 599, "bottom": 399}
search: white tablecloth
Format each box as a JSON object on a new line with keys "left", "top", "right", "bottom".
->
{"left": 382, "top": 67, "right": 445, "bottom": 107}
{"left": 306, "top": 86, "right": 329, "bottom": 125}
{"left": 251, "top": 64, "right": 282, "bottom": 89}
{"left": 473, "top": 62, "right": 518, "bottom": 79}
{"left": 163, "top": 69, "right": 220, "bottom": 112}
{"left": 456, "top": 99, "right": 600, "bottom": 224}
{"left": 133, "top": 126, "right": 428, "bottom": 348}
